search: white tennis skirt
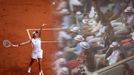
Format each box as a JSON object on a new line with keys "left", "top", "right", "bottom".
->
{"left": 32, "top": 50, "right": 43, "bottom": 59}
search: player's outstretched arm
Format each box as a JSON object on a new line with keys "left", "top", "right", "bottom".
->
{"left": 18, "top": 40, "right": 31, "bottom": 46}
{"left": 38, "top": 24, "right": 46, "bottom": 38}
{"left": 12, "top": 44, "right": 19, "bottom": 47}
{"left": 11, "top": 40, "right": 31, "bottom": 47}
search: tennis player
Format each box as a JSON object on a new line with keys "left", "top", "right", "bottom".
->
{"left": 15, "top": 24, "right": 45, "bottom": 75}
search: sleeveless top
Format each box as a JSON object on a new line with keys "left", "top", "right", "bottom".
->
{"left": 31, "top": 38, "right": 42, "bottom": 52}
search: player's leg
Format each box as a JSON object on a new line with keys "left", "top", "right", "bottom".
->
{"left": 38, "top": 58, "right": 42, "bottom": 71}
{"left": 29, "top": 58, "right": 36, "bottom": 67}
{"left": 38, "top": 50, "right": 44, "bottom": 75}
{"left": 28, "top": 52, "right": 37, "bottom": 73}
{"left": 27, "top": 58, "right": 36, "bottom": 73}
{"left": 38, "top": 58, "right": 44, "bottom": 75}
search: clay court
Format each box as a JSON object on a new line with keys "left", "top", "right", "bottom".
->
{"left": 0, "top": 0, "right": 59, "bottom": 75}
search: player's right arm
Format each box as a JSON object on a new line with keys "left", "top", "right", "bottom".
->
{"left": 18, "top": 40, "right": 31, "bottom": 46}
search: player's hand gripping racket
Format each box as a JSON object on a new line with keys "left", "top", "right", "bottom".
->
{"left": 3, "top": 40, "right": 18, "bottom": 48}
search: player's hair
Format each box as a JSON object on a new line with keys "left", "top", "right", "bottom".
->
{"left": 32, "top": 31, "right": 38, "bottom": 38}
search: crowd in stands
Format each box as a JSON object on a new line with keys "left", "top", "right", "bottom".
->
{"left": 52, "top": 0, "right": 134, "bottom": 75}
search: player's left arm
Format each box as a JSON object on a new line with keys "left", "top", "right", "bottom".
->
{"left": 38, "top": 24, "right": 45, "bottom": 38}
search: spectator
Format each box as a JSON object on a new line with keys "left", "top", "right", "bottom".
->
{"left": 109, "top": 0, "right": 129, "bottom": 21}
{"left": 73, "top": 35, "right": 85, "bottom": 55}
{"left": 62, "top": 35, "right": 84, "bottom": 61}
{"left": 55, "top": 51, "right": 64, "bottom": 59}
{"left": 89, "top": 6, "right": 97, "bottom": 19}
{"left": 124, "top": 6, "right": 134, "bottom": 32}
{"left": 61, "top": 9, "right": 72, "bottom": 28}
{"left": 79, "top": 42, "right": 92, "bottom": 70}
{"left": 69, "top": 0, "right": 83, "bottom": 12}
{"left": 82, "top": 15, "right": 90, "bottom": 25}
{"left": 74, "top": 35, "right": 84, "bottom": 42}
{"left": 56, "top": 0, "right": 68, "bottom": 11}
{"left": 76, "top": 11, "right": 84, "bottom": 26}
{"left": 57, "top": 67, "right": 70, "bottom": 75}
{"left": 58, "top": 28, "right": 71, "bottom": 49}
{"left": 70, "top": 26, "right": 80, "bottom": 35}
{"left": 54, "top": 58, "right": 67, "bottom": 73}
{"left": 106, "top": 42, "right": 121, "bottom": 65}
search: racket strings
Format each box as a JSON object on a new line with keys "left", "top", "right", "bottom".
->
{"left": 3, "top": 40, "right": 12, "bottom": 48}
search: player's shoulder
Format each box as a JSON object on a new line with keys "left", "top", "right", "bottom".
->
{"left": 38, "top": 38, "right": 41, "bottom": 40}
{"left": 31, "top": 37, "right": 41, "bottom": 40}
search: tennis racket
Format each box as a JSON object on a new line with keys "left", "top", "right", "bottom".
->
{"left": 3, "top": 40, "right": 17, "bottom": 48}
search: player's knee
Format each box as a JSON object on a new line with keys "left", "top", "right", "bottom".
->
{"left": 38, "top": 58, "right": 42, "bottom": 63}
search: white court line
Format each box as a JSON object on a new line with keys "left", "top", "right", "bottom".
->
{"left": 26, "top": 28, "right": 62, "bottom": 43}
{"left": 28, "top": 28, "right": 63, "bottom": 30}
{"left": 42, "top": 41, "right": 61, "bottom": 43}
{"left": 26, "top": 29, "right": 32, "bottom": 40}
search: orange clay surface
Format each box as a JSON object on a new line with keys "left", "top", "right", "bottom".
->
{"left": 0, "top": 0, "right": 60, "bottom": 75}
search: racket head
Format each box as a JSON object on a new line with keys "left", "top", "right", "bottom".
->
{"left": 3, "top": 40, "right": 12, "bottom": 48}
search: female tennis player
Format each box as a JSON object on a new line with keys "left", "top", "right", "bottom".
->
{"left": 15, "top": 24, "right": 45, "bottom": 75}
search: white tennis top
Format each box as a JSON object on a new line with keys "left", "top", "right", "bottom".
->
{"left": 31, "top": 38, "right": 42, "bottom": 52}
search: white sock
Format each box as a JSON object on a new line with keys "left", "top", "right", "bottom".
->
{"left": 39, "top": 70, "right": 44, "bottom": 75}
{"left": 27, "top": 67, "right": 31, "bottom": 73}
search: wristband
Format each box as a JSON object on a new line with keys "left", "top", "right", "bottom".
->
{"left": 18, "top": 44, "right": 21, "bottom": 46}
